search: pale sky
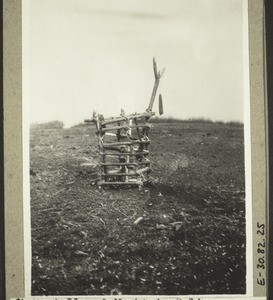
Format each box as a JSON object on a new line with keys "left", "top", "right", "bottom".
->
{"left": 24, "top": 0, "right": 247, "bottom": 127}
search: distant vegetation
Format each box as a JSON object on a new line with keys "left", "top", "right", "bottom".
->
{"left": 151, "top": 116, "right": 243, "bottom": 126}
{"left": 70, "top": 122, "right": 92, "bottom": 128}
{"left": 70, "top": 118, "right": 243, "bottom": 128}
{"left": 30, "top": 121, "right": 64, "bottom": 130}
{"left": 151, "top": 117, "right": 212, "bottom": 123}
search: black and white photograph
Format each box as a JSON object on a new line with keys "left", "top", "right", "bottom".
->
{"left": 23, "top": 0, "right": 252, "bottom": 296}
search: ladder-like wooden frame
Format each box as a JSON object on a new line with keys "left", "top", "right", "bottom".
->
{"left": 92, "top": 110, "right": 154, "bottom": 188}
{"left": 85, "top": 58, "right": 164, "bottom": 188}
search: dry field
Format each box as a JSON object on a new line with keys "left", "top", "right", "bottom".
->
{"left": 30, "top": 121, "right": 246, "bottom": 295}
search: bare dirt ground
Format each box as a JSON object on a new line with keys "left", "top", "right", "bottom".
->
{"left": 30, "top": 122, "right": 246, "bottom": 295}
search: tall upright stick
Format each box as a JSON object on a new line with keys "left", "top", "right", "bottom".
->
{"left": 147, "top": 58, "right": 165, "bottom": 112}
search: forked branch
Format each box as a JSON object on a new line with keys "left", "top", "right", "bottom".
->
{"left": 147, "top": 57, "right": 165, "bottom": 112}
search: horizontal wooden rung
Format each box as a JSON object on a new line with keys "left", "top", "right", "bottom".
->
{"left": 100, "top": 151, "right": 149, "bottom": 156}
{"left": 138, "top": 160, "right": 150, "bottom": 164}
{"left": 101, "top": 162, "right": 138, "bottom": 166}
{"left": 101, "top": 124, "right": 151, "bottom": 132}
{"left": 101, "top": 161, "right": 150, "bottom": 167}
{"left": 102, "top": 145, "right": 124, "bottom": 151}
{"left": 105, "top": 132, "right": 117, "bottom": 137}
{"left": 103, "top": 140, "right": 150, "bottom": 147}
{"left": 101, "top": 112, "right": 155, "bottom": 125}
{"left": 98, "top": 181, "right": 143, "bottom": 186}
{"left": 100, "top": 160, "right": 150, "bottom": 167}
{"left": 102, "top": 172, "right": 140, "bottom": 176}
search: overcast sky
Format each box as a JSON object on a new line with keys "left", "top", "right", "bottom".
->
{"left": 24, "top": 0, "right": 247, "bottom": 127}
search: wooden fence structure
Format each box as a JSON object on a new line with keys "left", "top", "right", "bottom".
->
{"left": 85, "top": 58, "right": 165, "bottom": 188}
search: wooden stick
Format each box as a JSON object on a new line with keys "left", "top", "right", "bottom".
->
{"left": 102, "top": 145, "right": 125, "bottom": 151}
{"left": 134, "top": 118, "right": 142, "bottom": 141}
{"left": 102, "top": 172, "right": 140, "bottom": 176}
{"left": 159, "top": 94, "right": 164, "bottom": 115}
{"left": 101, "top": 151, "right": 149, "bottom": 156}
{"left": 101, "top": 145, "right": 107, "bottom": 180}
{"left": 147, "top": 58, "right": 164, "bottom": 112}
{"left": 148, "top": 78, "right": 160, "bottom": 112}
{"left": 100, "top": 161, "right": 150, "bottom": 167}
{"left": 117, "top": 121, "right": 122, "bottom": 142}
{"left": 98, "top": 181, "right": 143, "bottom": 186}
{"left": 103, "top": 140, "right": 150, "bottom": 147}
{"left": 101, "top": 124, "right": 151, "bottom": 132}
{"left": 101, "top": 112, "right": 155, "bottom": 125}
{"left": 105, "top": 132, "right": 117, "bottom": 137}
{"left": 125, "top": 150, "right": 129, "bottom": 183}
{"left": 100, "top": 162, "right": 138, "bottom": 167}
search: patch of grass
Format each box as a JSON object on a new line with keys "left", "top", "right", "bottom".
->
{"left": 30, "top": 122, "right": 246, "bottom": 295}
